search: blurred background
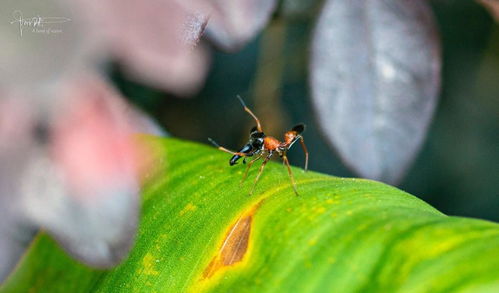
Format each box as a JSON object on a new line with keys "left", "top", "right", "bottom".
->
{"left": 111, "top": 0, "right": 498, "bottom": 222}
{"left": 3, "top": 0, "right": 496, "bottom": 283}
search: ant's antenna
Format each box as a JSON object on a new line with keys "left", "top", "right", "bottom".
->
{"left": 236, "top": 95, "right": 263, "bottom": 132}
{"left": 207, "top": 137, "right": 221, "bottom": 148}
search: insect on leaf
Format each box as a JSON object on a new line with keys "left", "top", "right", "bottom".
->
{"left": 310, "top": 0, "right": 441, "bottom": 184}
{"left": 2, "top": 138, "right": 499, "bottom": 292}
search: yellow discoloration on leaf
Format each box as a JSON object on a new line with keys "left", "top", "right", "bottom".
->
{"left": 314, "top": 206, "right": 326, "bottom": 214}
{"left": 140, "top": 253, "right": 160, "bottom": 276}
{"left": 199, "top": 200, "right": 264, "bottom": 285}
{"left": 326, "top": 198, "right": 339, "bottom": 204}
{"left": 179, "top": 203, "right": 197, "bottom": 216}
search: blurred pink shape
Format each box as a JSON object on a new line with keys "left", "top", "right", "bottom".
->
{"left": 73, "top": 0, "right": 278, "bottom": 89}
{"left": 0, "top": 0, "right": 278, "bottom": 95}
{"left": 73, "top": 0, "right": 210, "bottom": 94}
{"left": 52, "top": 76, "right": 141, "bottom": 198}
{"left": 207, "top": 0, "right": 278, "bottom": 51}
{"left": 0, "top": 74, "right": 156, "bottom": 279}
{"left": 0, "top": 97, "right": 34, "bottom": 149}
{"left": 0, "top": 0, "right": 278, "bottom": 282}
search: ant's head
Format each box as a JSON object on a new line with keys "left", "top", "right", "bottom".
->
{"left": 229, "top": 126, "right": 265, "bottom": 166}
{"left": 284, "top": 124, "right": 306, "bottom": 145}
{"left": 249, "top": 126, "right": 265, "bottom": 149}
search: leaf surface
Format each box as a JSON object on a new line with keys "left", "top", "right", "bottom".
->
{"left": 2, "top": 137, "right": 499, "bottom": 293}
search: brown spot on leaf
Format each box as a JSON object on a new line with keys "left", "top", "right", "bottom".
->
{"left": 202, "top": 200, "right": 263, "bottom": 279}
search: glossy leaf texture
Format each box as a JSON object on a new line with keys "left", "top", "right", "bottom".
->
{"left": 310, "top": 0, "right": 441, "bottom": 184}
{"left": 2, "top": 137, "right": 499, "bottom": 292}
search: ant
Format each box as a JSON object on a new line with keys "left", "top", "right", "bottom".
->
{"left": 208, "top": 96, "right": 309, "bottom": 196}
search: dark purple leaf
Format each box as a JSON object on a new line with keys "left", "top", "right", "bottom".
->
{"left": 310, "top": 0, "right": 441, "bottom": 184}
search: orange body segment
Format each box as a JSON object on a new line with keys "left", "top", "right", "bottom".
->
{"left": 263, "top": 136, "right": 280, "bottom": 151}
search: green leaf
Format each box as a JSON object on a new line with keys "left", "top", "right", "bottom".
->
{"left": 2, "top": 137, "right": 499, "bottom": 292}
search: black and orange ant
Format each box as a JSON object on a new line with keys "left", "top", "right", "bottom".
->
{"left": 208, "top": 96, "right": 309, "bottom": 196}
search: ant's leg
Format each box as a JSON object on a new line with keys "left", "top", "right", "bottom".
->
{"left": 208, "top": 138, "right": 249, "bottom": 157}
{"left": 249, "top": 152, "right": 273, "bottom": 196}
{"left": 241, "top": 154, "right": 263, "bottom": 185}
{"left": 299, "top": 138, "right": 309, "bottom": 172}
{"left": 282, "top": 154, "right": 299, "bottom": 196}
{"left": 236, "top": 95, "right": 263, "bottom": 132}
